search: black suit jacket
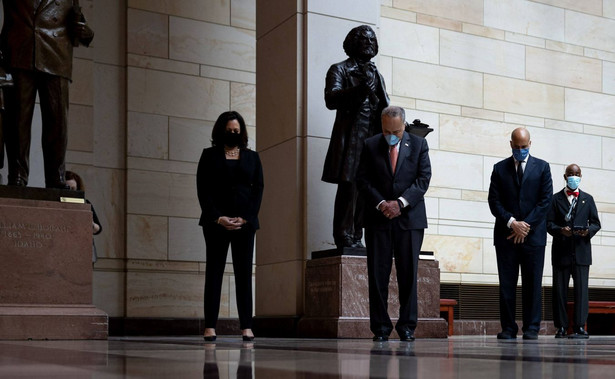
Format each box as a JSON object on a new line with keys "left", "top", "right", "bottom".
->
{"left": 547, "top": 189, "right": 600, "bottom": 266}
{"left": 356, "top": 131, "right": 431, "bottom": 230}
{"left": 488, "top": 155, "right": 553, "bottom": 247}
{"left": 196, "top": 147, "right": 264, "bottom": 230}
{"left": 1, "top": 0, "right": 93, "bottom": 80}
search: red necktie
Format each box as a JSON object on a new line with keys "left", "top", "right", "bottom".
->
{"left": 566, "top": 191, "right": 578, "bottom": 197}
{"left": 390, "top": 146, "right": 398, "bottom": 173}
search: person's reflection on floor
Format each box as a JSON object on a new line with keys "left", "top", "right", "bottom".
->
{"left": 369, "top": 342, "right": 417, "bottom": 378}
{"left": 203, "top": 342, "right": 254, "bottom": 379}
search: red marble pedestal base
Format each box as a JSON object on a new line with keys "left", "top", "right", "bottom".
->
{"left": 0, "top": 193, "right": 108, "bottom": 340}
{"left": 298, "top": 255, "right": 447, "bottom": 338}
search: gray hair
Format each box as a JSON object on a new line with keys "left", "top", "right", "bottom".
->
{"left": 381, "top": 106, "right": 405, "bottom": 123}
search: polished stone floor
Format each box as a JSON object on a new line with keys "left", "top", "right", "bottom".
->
{"left": 1, "top": 335, "right": 615, "bottom": 378}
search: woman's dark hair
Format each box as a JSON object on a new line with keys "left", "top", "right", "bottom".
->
{"left": 65, "top": 170, "right": 85, "bottom": 191}
{"left": 211, "top": 111, "right": 249, "bottom": 149}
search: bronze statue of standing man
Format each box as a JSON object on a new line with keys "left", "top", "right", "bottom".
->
{"left": 1, "top": 0, "right": 94, "bottom": 188}
{"left": 322, "top": 25, "right": 389, "bottom": 249}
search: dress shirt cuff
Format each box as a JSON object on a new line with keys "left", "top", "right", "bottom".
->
{"left": 507, "top": 217, "right": 516, "bottom": 229}
{"left": 376, "top": 200, "right": 386, "bottom": 210}
{"left": 398, "top": 197, "right": 408, "bottom": 208}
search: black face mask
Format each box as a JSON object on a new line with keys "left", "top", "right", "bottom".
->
{"left": 223, "top": 131, "right": 242, "bottom": 148}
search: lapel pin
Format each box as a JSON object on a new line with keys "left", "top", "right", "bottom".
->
{"left": 404, "top": 143, "right": 409, "bottom": 147}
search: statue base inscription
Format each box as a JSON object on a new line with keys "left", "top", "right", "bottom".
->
{"left": 298, "top": 255, "right": 447, "bottom": 338}
{"left": 0, "top": 192, "right": 108, "bottom": 340}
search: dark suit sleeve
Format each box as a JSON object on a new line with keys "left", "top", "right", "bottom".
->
{"left": 241, "top": 152, "right": 264, "bottom": 226}
{"left": 400, "top": 138, "right": 431, "bottom": 208}
{"left": 488, "top": 164, "right": 513, "bottom": 224}
{"left": 523, "top": 162, "right": 553, "bottom": 229}
{"left": 587, "top": 196, "right": 601, "bottom": 239}
{"left": 356, "top": 140, "right": 385, "bottom": 208}
{"left": 196, "top": 149, "right": 221, "bottom": 224}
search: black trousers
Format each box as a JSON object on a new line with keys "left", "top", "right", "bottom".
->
{"left": 333, "top": 181, "right": 364, "bottom": 244}
{"left": 495, "top": 243, "right": 545, "bottom": 334}
{"left": 552, "top": 263, "right": 589, "bottom": 329}
{"left": 203, "top": 225, "right": 255, "bottom": 330}
{"left": 4, "top": 69, "right": 68, "bottom": 187}
{"left": 365, "top": 223, "right": 423, "bottom": 336}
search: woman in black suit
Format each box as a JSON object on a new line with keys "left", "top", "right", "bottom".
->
{"left": 197, "top": 111, "right": 263, "bottom": 342}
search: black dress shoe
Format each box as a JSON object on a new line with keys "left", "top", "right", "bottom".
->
{"left": 496, "top": 331, "right": 517, "bottom": 340}
{"left": 372, "top": 335, "right": 389, "bottom": 342}
{"left": 569, "top": 327, "right": 589, "bottom": 339}
{"left": 554, "top": 327, "right": 567, "bottom": 339}
{"left": 350, "top": 239, "right": 365, "bottom": 248}
{"left": 8, "top": 177, "right": 26, "bottom": 186}
{"left": 203, "top": 335, "right": 217, "bottom": 342}
{"left": 399, "top": 330, "right": 415, "bottom": 341}
{"left": 242, "top": 335, "right": 254, "bottom": 341}
{"left": 523, "top": 330, "right": 538, "bottom": 340}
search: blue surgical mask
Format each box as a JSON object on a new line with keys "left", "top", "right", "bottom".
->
{"left": 512, "top": 148, "right": 529, "bottom": 162}
{"left": 384, "top": 134, "right": 400, "bottom": 146}
{"left": 567, "top": 176, "right": 581, "bottom": 190}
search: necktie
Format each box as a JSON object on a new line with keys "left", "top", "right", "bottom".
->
{"left": 517, "top": 161, "right": 523, "bottom": 184}
{"left": 566, "top": 191, "right": 578, "bottom": 197}
{"left": 390, "top": 145, "right": 398, "bottom": 174}
{"left": 565, "top": 197, "right": 577, "bottom": 222}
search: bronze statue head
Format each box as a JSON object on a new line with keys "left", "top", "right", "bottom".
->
{"left": 343, "top": 25, "right": 378, "bottom": 61}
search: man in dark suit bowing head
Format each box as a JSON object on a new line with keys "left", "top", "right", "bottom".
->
{"left": 356, "top": 105, "right": 431, "bottom": 342}
{"left": 547, "top": 164, "right": 600, "bottom": 339}
{"left": 488, "top": 127, "right": 552, "bottom": 340}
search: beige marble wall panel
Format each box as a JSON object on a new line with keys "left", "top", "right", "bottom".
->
{"left": 572, "top": 167, "right": 615, "bottom": 205}
{"left": 255, "top": 260, "right": 303, "bottom": 316}
{"left": 128, "top": 54, "right": 199, "bottom": 76}
{"left": 462, "top": 190, "right": 488, "bottom": 202}
{"left": 68, "top": 105, "right": 94, "bottom": 152}
{"left": 604, "top": 61, "right": 615, "bottom": 95}
{"left": 461, "top": 107, "right": 504, "bottom": 122}
{"left": 462, "top": 23, "right": 505, "bottom": 40}
{"left": 94, "top": 64, "right": 126, "bottom": 169}
{"left": 230, "top": 83, "right": 256, "bottom": 126}
{"left": 256, "top": 139, "right": 303, "bottom": 264}
{"left": 529, "top": 127, "right": 602, "bottom": 168}
{"left": 583, "top": 124, "right": 615, "bottom": 138}
{"left": 65, "top": 151, "right": 93, "bottom": 166}
{"left": 257, "top": 16, "right": 299, "bottom": 149}
{"left": 408, "top": 109, "right": 440, "bottom": 149}
{"left": 429, "top": 150, "right": 484, "bottom": 191}
{"left": 201, "top": 65, "right": 255, "bottom": 84}
{"left": 545, "top": 41, "right": 584, "bottom": 56}
{"left": 504, "top": 32, "right": 545, "bottom": 48}
{"left": 169, "top": 118, "right": 212, "bottom": 163}
{"left": 589, "top": 245, "right": 615, "bottom": 277}
{"left": 566, "top": 11, "right": 615, "bottom": 53}
{"left": 584, "top": 48, "right": 615, "bottom": 63}
{"left": 127, "top": 111, "right": 169, "bottom": 159}
{"left": 603, "top": 137, "right": 615, "bottom": 170}
{"left": 127, "top": 170, "right": 199, "bottom": 218}
{"left": 93, "top": 270, "right": 125, "bottom": 317}
{"left": 565, "top": 89, "right": 615, "bottom": 127}
{"left": 526, "top": 47, "right": 602, "bottom": 92}
{"left": 307, "top": 137, "right": 338, "bottom": 252}
{"left": 425, "top": 197, "right": 440, "bottom": 220}
{"left": 439, "top": 115, "right": 511, "bottom": 157}
{"left": 256, "top": 0, "right": 298, "bottom": 38}
{"left": 380, "top": 18, "right": 439, "bottom": 64}
{"left": 168, "top": 217, "right": 206, "bottom": 262}
{"left": 393, "top": 60, "right": 483, "bottom": 108}
{"left": 422, "top": 236, "right": 482, "bottom": 274}
{"left": 70, "top": 59, "right": 94, "bottom": 106}
{"left": 126, "top": 215, "right": 168, "bottom": 260}
{"left": 381, "top": 5, "right": 417, "bottom": 23}
{"left": 483, "top": 156, "right": 502, "bottom": 191}
{"left": 439, "top": 199, "right": 494, "bottom": 224}
{"left": 127, "top": 9, "right": 168, "bottom": 58}
{"left": 606, "top": 1, "right": 615, "bottom": 19}
{"left": 127, "top": 259, "right": 199, "bottom": 272}
{"left": 416, "top": 100, "right": 461, "bottom": 115}
{"left": 481, "top": 239, "right": 497, "bottom": 274}
{"left": 392, "top": 0, "right": 483, "bottom": 24}
{"left": 426, "top": 187, "right": 462, "bottom": 200}
{"left": 484, "top": 75, "right": 564, "bottom": 119}
{"left": 128, "top": 157, "right": 197, "bottom": 175}
{"left": 532, "top": 0, "right": 602, "bottom": 16}
{"left": 441, "top": 31, "right": 525, "bottom": 79}
{"left": 308, "top": 0, "right": 379, "bottom": 24}
{"left": 128, "top": 0, "right": 229, "bottom": 25}
{"left": 128, "top": 67, "right": 228, "bottom": 122}
{"left": 232, "top": 0, "right": 256, "bottom": 29}
{"left": 484, "top": 0, "right": 565, "bottom": 41}
{"left": 93, "top": 0, "right": 126, "bottom": 66}
{"left": 545, "top": 119, "right": 583, "bottom": 133}
{"left": 417, "top": 13, "right": 462, "bottom": 31}
{"left": 127, "top": 271, "right": 203, "bottom": 317}
{"left": 504, "top": 114, "right": 544, "bottom": 128}
{"left": 169, "top": 17, "right": 255, "bottom": 72}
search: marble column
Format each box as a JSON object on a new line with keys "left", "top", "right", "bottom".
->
{"left": 255, "top": 0, "right": 381, "bottom": 331}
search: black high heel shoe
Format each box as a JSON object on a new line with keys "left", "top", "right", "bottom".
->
{"left": 204, "top": 335, "right": 217, "bottom": 342}
{"left": 242, "top": 335, "right": 254, "bottom": 341}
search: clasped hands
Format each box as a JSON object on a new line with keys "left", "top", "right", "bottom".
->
{"left": 218, "top": 216, "right": 246, "bottom": 231}
{"left": 379, "top": 200, "right": 401, "bottom": 220}
{"left": 508, "top": 220, "right": 530, "bottom": 244}
{"left": 560, "top": 226, "right": 588, "bottom": 238}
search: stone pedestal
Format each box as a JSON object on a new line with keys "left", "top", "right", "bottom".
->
{"left": 0, "top": 190, "right": 108, "bottom": 340}
{"left": 298, "top": 255, "right": 447, "bottom": 338}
